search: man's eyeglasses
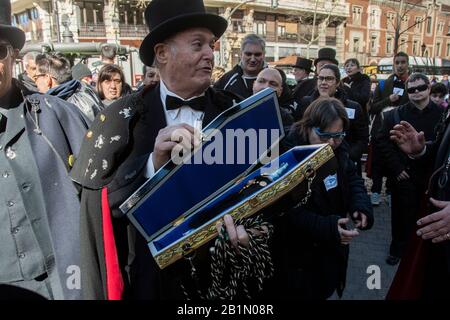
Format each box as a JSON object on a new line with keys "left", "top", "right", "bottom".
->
{"left": 0, "top": 44, "right": 12, "bottom": 60}
{"left": 406, "top": 84, "right": 429, "bottom": 94}
{"left": 317, "top": 76, "right": 336, "bottom": 83}
{"left": 313, "top": 127, "right": 346, "bottom": 141}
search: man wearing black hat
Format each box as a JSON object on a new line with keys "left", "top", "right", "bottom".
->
{"left": 71, "top": 0, "right": 271, "bottom": 300}
{"left": 292, "top": 56, "right": 315, "bottom": 102}
{"left": 0, "top": 0, "right": 88, "bottom": 299}
{"left": 314, "top": 47, "right": 339, "bottom": 70}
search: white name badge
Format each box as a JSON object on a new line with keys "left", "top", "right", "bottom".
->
{"left": 323, "top": 174, "right": 338, "bottom": 191}
{"left": 345, "top": 107, "right": 355, "bottom": 119}
{"left": 393, "top": 87, "right": 404, "bottom": 96}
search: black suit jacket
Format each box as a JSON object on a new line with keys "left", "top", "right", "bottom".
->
{"left": 71, "top": 83, "right": 240, "bottom": 299}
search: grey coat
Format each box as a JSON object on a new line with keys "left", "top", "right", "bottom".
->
{"left": 2, "top": 80, "right": 89, "bottom": 299}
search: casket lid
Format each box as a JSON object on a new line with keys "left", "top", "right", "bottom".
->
{"left": 120, "top": 88, "right": 284, "bottom": 241}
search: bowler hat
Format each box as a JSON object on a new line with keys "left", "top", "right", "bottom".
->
{"left": 139, "top": 0, "right": 227, "bottom": 66}
{"left": 293, "top": 57, "right": 312, "bottom": 73}
{"left": 314, "top": 47, "right": 339, "bottom": 66}
{"left": 0, "top": 0, "right": 25, "bottom": 50}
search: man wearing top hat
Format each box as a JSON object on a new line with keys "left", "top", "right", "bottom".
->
{"left": 292, "top": 56, "right": 316, "bottom": 102}
{"left": 71, "top": 0, "right": 272, "bottom": 300}
{"left": 0, "top": 0, "right": 89, "bottom": 299}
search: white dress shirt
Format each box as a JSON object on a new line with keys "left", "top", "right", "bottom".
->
{"left": 144, "top": 80, "right": 205, "bottom": 178}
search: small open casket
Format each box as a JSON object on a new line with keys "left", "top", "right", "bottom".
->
{"left": 119, "top": 88, "right": 335, "bottom": 269}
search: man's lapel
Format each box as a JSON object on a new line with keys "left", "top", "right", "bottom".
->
{"left": 202, "top": 88, "right": 227, "bottom": 127}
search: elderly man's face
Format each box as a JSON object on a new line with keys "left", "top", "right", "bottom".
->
{"left": 0, "top": 41, "right": 18, "bottom": 97}
{"left": 158, "top": 27, "right": 215, "bottom": 98}
{"left": 253, "top": 68, "right": 283, "bottom": 97}
{"left": 241, "top": 43, "right": 265, "bottom": 77}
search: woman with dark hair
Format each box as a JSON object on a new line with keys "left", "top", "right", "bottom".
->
{"left": 294, "top": 64, "right": 369, "bottom": 167}
{"left": 265, "top": 97, "right": 373, "bottom": 299}
{"left": 96, "top": 64, "right": 131, "bottom": 106}
{"left": 341, "top": 58, "right": 371, "bottom": 117}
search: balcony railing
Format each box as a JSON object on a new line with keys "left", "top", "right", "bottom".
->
{"left": 119, "top": 24, "right": 148, "bottom": 38}
{"left": 79, "top": 23, "right": 106, "bottom": 37}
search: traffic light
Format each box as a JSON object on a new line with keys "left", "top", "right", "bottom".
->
{"left": 271, "top": 0, "right": 279, "bottom": 8}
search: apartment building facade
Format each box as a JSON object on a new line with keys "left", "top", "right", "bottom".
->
{"left": 344, "top": 0, "right": 450, "bottom": 66}
{"left": 11, "top": 0, "right": 349, "bottom": 69}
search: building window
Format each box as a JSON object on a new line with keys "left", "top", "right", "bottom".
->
{"left": 447, "top": 43, "right": 450, "bottom": 57}
{"left": 352, "top": 38, "right": 360, "bottom": 53}
{"left": 277, "top": 25, "right": 286, "bottom": 37}
{"left": 386, "top": 37, "right": 393, "bottom": 54}
{"left": 413, "top": 39, "right": 419, "bottom": 56}
{"left": 254, "top": 21, "right": 266, "bottom": 36}
{"left": 402, "top": 15, "right": 409, "bottom": 29}
{"left": 232, "top": 19, "right": 244, "bottom": 33}
{"left": 76, "top": 1, "right": 105, "bottom": 24}
{"left": 30, "top": 8, "right": 39, "bottom": 20}
{"left": 414, "top": 16, "right": 422, "bottom": 32}
{"left": 436, "top": 42, "right": 441, "bottom": 57}
{"left": 400, "top": 38, "right": 407, "bottom": 51}
{"left": 387, "top": 12, "right": 395, "bottom": 29}
{"left": 370, "top": 35, "right": 378, "bottom": 53}
{"left": 426, "top": 16, "right": 432, "bottom": 34}
{"left": 352, "top": 6, "right": 362, "bottom": 25}
{"left": 438, "top": 21, "right": 445, "bottom": 34}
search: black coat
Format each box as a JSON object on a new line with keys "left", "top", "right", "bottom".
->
{"left": 370, "top": 74, "right": 409, "bottom": 140}
{"left": 293, "top": 89, "right": 369, "bottom": 162}
{"left": 376, "top": 101, "right": 443, "bottom": 178}
{"left": 341, "top": 72, "right": 371, "bottom": 116}
{"left": 264, "top": 133, "right": 373, "bottom": 299}
{"left": 292, "top": 77, "right": 317, "bottom": 104}
{"left": 214, "top": 64, "right": 255, "bottom": 98}
{"left": 70, "top": 84, "right": 240, "bottom": 299}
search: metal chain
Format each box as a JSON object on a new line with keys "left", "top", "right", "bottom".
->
{"left": 182, "top": 215, "right": 274, "bottom": 300}
{"left": 295, "top": 166, "right": 317, "bottom": 208}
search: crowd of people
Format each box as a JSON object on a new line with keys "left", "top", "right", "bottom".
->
{"left": 1, "top": 0, "right": 450, "bottom": 301}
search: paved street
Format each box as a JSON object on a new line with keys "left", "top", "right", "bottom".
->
{"left": 330, "top": 180, "right": 399, "bottom": 300}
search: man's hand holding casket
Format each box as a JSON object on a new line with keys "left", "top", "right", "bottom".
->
{"left": 152, "top": 123, "right": 202, "bottom": 171}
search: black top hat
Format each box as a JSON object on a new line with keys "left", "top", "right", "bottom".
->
{"left": 293, "top": 57, "right": 312, "bottom": 73}
{"left": 139, "top": 0, "right": 227, "bottom": 66}
{"left": 314, "top": 47, "right": 339, "bottom": 66}
{"left": 0, "top": 0, "right": 25, "bottom": 50}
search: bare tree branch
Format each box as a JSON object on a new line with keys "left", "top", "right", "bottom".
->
{"left": 398, "top": 16, "right": 425, "bottom": 35}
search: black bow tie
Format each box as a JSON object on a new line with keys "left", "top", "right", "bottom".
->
{"left": 165, "top": 95, "right": 206, "bottom": 112}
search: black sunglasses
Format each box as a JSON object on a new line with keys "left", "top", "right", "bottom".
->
{"left": 0, "top": 44, "right": 12, "bottom": 60}
{"left": 407, "top": 84, "right": 429, "bottom": 94}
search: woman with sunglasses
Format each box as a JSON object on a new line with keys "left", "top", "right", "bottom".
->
{"left": 294, "top": 64, "right": 369, "bottom": 173}
{"left": 264, "top": 98, "right": 373, "bottom": 299}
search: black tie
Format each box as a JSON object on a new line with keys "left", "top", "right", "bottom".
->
{"left": 165, "top": 95, "right": 206, "bottom": 112}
